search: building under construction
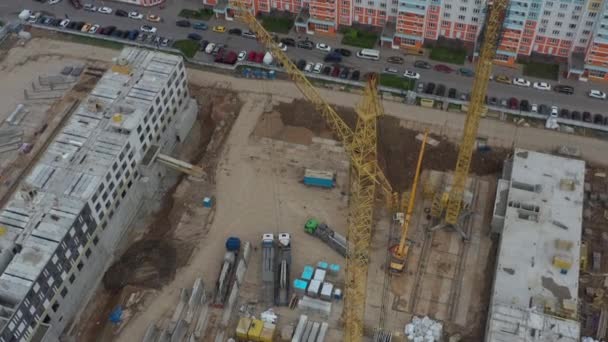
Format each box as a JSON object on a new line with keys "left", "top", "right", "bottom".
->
{"left": 0, "top": 47, "right": 198, "bottom": 341}
{"left": 487, "top": 149, "right": 584, "bottom": 342}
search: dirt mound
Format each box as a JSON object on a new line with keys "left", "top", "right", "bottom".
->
{"left": 103, "top": 239, "right": 176, "bottom": 291}
{"left": 273, "top": 99, "right": 507, "bottom": 191}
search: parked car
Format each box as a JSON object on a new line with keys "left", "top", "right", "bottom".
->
{"left": 512, "top": 77, "right": 531, "bottom": 87}
{"left": 115, "top": 9, "right": 128, "bottom": 17}
{"left": 242, "top": 30, "right": 256, "bottom": 39}
{"left": 140, "top": 25, "right": 157, "bottom": 33}
{"left": 460, "top": 93, "right": 470, "bottom": 101}
{"left": 559, "top": 109, "right": 570, "bottom": 119}
{"left": 128, "top": 11, "right": 144, "bottom": 19}
{"left": 383, "top": 67, "right": 399, "bottom": 74}
{"left": 416, "top": 82, "right": 425, "bottom": 93}
{"left": 213, "top": 26, "right": 226, "bottom": 33}
{"left": 530, "top": 103, "right": 538, "bottom": 113}
{"left": 322, "top": 66, "right": 331, "bottom": 75}
{"left": 448, "top": 88, "right": 457, "bottom": 99}
{"left": 335, "top": 48, "right": 352, "bottom": 57}
{"left": 589, "top": 89, "right": 606, "bottom": 99}
{"left": 229, "top": 28, "right": 242, "bottom": 35}
{"left": 508, "top": 97, "right": 518, "bottom": 110}
{"left": 297, "top": 40, "right": 314, "bottom": 49}
{"left": 83, "top": 4, "right": 97, "bottom": 12}
{"left": 331, "top": 65, "right": 341, "bottom": 77}
{"left": 520, "top": 99, "right": 530, "bottom": 112}
{"left": 550, "top": 106, "right": 558, "bottom": 118}
{"left": 414, "top": 60, "right": 432, "bottom": 69}
{"left": 494, "top": 74, "right": 511, "bottom": 84}
{"left": 351, "top": 70, "right": 360, "bottom": 81}
{"left": 403, "top": 70, "right": 420, "bottom": 79}
{"left": 435, "top": 84, "right": 446, "bottom": 96}
{"left": 571, "top": 111, "right": 582, "bottom": 120}
{"left": 538, "top": 104, "right": 550, "bottom": 115}
{"left": 176, "top": 20, "right": 191, "bottom": 27}
{"left": 500, "top": 98, "right": 508, "bottom": 107}
{"left": 424, "top": 82, "right": 436, "bottom": 94}
{"left": 59, "top": 19, "right": 70, "bottom": 28}
{"left": 88, "top": 24, "right": 100, "bottom": 34}
{"left": 489, "top": 97, "right": 498, "bottom": 106}
{"left": 280, "top": 38, "right": 296, "bottom": 46}
{"left": 458, "top": 68, "right": 474, "bottom": 77}
{"left": 222, "top": 51, "right": 238, "bottom": 65}
{"left": 532, "top": 81, "right": 551, "bottom": 91}
{"left": 277, "top": 43, "right": 287, "bottom": 51}
{"left": 147, "top": 14, "right": 161, "bottom": 22}
{"left": 214, "top": 48, "right": 225, "bottom": 62}
{"left": 313, "top": 62, "right": 323, "bottom": 73}
{"left": 193, "top": 22, "right": 208, "bottom": 30}
{"left": 188, "top": 33, "right": 202, "bottom": 40}
{"left": 553, "top": 84, "right": 574, "bottom": 95}
{"left": 583, "top": 111, "right": 592, "bottom": 122}
{"left": 304, "top": 62, "right": 314, "bottom": 72}
{"left": 98, "top": 6, "right": 113, "bottom": 14}
{"left": 81, "top": 23, "right": 92, "bottom": 32}
{"left": 433, "top": 64, "right": 454, "bottom": 73}
{"left": 296, "top": 59, "right": 306, "bottom": 70}
{"left": 205, "top": 43, "right": 216, "bottom": 54}
{"left": 387, "top": 56, "right": 405, "bottom": 64}
{"left": 111, "top": 29, "right": 123, "bottom": 38}
{"left": 340, "top": 67, "right": 350, "bottom": 79}
{"left": 316, "top": 43, "right": 331, "bottom": 51}
{"left": 594, "top": 113, "right": 604, "bottom": 124}
{"left": 605, "top": 116, "right": 608, "bottom": 125}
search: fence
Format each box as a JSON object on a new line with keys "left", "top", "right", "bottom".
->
{"left": 23, "top": 22, "right": 608, "bottom": 133}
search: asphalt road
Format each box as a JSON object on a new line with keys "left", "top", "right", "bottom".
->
{"left": 4, "top": 0, "right": 608, "bottom": 117}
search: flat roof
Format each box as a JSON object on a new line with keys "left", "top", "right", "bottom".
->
{"left": 486, "top": 149, "right": 584, "bottom": 342}
{"left": 0, "top": 47, "right": 182, "bottom": 309}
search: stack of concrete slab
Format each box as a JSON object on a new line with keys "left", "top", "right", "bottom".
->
{"left": 297, "top": 296, "right": 332, "bottom": 317}
{"left": 291, "top": 314, "right": 329, "bottom": 342}
{"left": 0, "top": 128, "right": 23, "bottom": 154}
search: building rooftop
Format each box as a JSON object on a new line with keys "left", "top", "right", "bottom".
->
{"left": 0, "top": 47, "right": 182, "bottom": 313}
{"left": 487, "top": 149, "right": 584, "bottom": 342}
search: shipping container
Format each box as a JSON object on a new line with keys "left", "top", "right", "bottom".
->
{"left": 328, "top": 264, "right": 340, "bottom": 274}
{"left": 303, "top": 169, "right": 335, "bottom": 189}
{"left": 294, "top": 279, "right": 308, "bottom": 295}
{"left": 317, "top": 261, "right": 328, "bottom": 269}
{"left": 237, "top": 317, "right": 252, "bottom": 340}
{"left": 248, "top": 319, "right": 264, "bottom": 341}
{"left": 301, "top": 266, "right": 314, "bottom": 280}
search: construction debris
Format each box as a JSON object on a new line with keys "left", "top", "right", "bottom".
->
{"left": 404, "top": 316, "right": 443, "bottom": 342}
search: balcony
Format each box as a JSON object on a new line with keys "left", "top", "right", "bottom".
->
{"left": 397, "top": 3, "right": 427, "bottom": 15}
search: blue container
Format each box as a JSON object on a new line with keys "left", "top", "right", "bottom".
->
{"left": 302, "top": 265, "right": 314, "bottom": 280}
{"left": 329, "top": 264, "right": 340, "bottom": 274}
{"left": 225, "top": 237, "right": 241, "bottom": 252}
{"left": 294, "top": 279, "right": 308, "bottom": 292}
{"left": 317, "top": 261, "right": 328, "bottom": 269}
{"left": 203, "top": 197, "right": 213, "bottom": 208}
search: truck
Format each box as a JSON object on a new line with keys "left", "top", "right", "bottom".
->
{"left": 303, "top": 169, "right": 335, "bottom": 189}
{"left": 276, "top": 233, "right": 291, "bottom": 306}
{"left": 304, "top": 219, "right": 347, "bottom": 257}
{"left": 261, "top": 233, "right": 276, "bottom": 305}
{"left": 263, "top": 52, "right": 274, "bottom": 65}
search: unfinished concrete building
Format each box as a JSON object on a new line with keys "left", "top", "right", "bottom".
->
{"left": 487, "top": 149, "right": 585, "bottom": 342}
{"left": 0, "top": 47, "right": 197, "bottom": 341}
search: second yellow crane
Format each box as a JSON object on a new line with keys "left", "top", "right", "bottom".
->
{"left": 389, "top": 131, "right": 428, "bottom": 273}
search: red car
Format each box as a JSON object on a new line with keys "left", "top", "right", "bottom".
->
{"left": 222, "top": 51, "right": 238, "bottom": 65}
{"left": 254, "top": 51, "right": 264, "bottom": 63}
{"left": 508, "top": 97, "right": 518, "bottom": 110}
{"left": 331, "top": 65, "right": 341, "bottom": 77}
{"left": 247, "top": 51, "right": 256, "bottom": 62}
{"left": 434, "top": 64, "right": 454, "bottom": 73}
{"left": 214, "top": 48, "right": 225, "bottom": 63}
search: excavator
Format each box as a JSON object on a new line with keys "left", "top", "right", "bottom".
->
{"left": 389, "top": 130, "right": 428, "bottom": 273}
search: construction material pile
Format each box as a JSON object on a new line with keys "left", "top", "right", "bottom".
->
{"left": 582, "top": 337, "right": 602, "bottom": 342}
{"left": 404, "top": 316, "right": 443, "bottom": 342}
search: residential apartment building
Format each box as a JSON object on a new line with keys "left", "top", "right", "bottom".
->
{"left": 205, "top": 0, "right": 608, "bottom": 79}
{"left": 0, "top": 47, "right": 197, "bottom": 342}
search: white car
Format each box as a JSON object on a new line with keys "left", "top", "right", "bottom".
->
{"left": 48, "top": 0, "right": 62, "bottom": 4}
{"left": 589, "top": 89, "right": 606, "bottom": 99}
{"left": 97, "top": 6, "right": 113, "bottom": 14}
{"left": 83, "top": 4, "right": 97, "bottom": 12}
{"left": 531, "top": 103, "right": 538, "bottom": 113}
{"left": 316, "top": 43, "right": 331, "bottom": 52}
{"left": 205, "top": 43, "right": 216, "bottom": 54}
{"left": 403, "top": 70, "right": 421, "bottom": 79}
{"left": 59, "top": 19, "right": 70, "bottom": 28}
{"left": 237, "top": 51, "right": 246, "bottom": 61}
{"left": 278, "top": 43, "right": 287, "bottom": 51}
{"left": 304, "top": 62, "right": 314, "bottom": 72}
{"left": 512, "top": 77, "right": 531, "bottom": 87}
{"left": 550, "top": 106, "right": 558, "bottom": 118}
{"left": 313, "top": 62, "right": 323, "bottom": 73}
{"left": 140, "top": 25, "right": 157, "bottom": 34}
{"left": 128, "top": 11, "right": 144, "bottom": 20}
{"left": 88, "top": 24, "right": 100, "bottom": 34}
{"left": 533, "top": 81, "right": 551, "bottom": 91}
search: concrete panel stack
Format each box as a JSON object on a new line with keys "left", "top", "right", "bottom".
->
{"left": 307, "top": 322, "right": 320, "bottom": 342}
{"left": 221, "top": 282, "right": 239, "bottom": 326}
{"left": 298, "top": 296, "right": 332, "bottom": 317}
{"left": 292, "top": 315, "right": 309, "bottom": 342}
{"left": 316, "top": 322, "right": 329, "bottom": 342}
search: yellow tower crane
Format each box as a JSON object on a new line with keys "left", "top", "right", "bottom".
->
{"left": 434, "top": 0, "right": 508, "bottom": 236}
{"left": 389, "top": 130, "right": 428, "bottom": 273}
{"left": 232, "top": 3, "right": 395, "bottom": 341}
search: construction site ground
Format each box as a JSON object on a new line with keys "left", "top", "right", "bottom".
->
{"left": 5, "top": 34, "right": 608, "bottom": 342}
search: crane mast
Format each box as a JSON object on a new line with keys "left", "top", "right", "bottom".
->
{"left": 444, "top": 0, "right": 508, "bottom": 225}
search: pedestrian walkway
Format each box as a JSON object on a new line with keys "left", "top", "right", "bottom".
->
{"left": 187, "top": 69, "right": 608, "bottom": 165}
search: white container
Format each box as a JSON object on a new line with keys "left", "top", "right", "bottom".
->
{"left": 307, "top": 279, "right": 321, "bottom": 297}
{"left": 313, "top": 268, "right": 326, "bottom": 282}
{"left": 320, "top": 282, "right": 333, "bottom": 301}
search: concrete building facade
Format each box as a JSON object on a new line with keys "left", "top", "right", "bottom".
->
{"left": 487, "top": 149, "right": 584, "bottom": 342}
{"left": 0, "top": 47, "right": 198, "bottom": 342}
{"left": 111, "top": 0, "right": 164, "bottom": 7}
